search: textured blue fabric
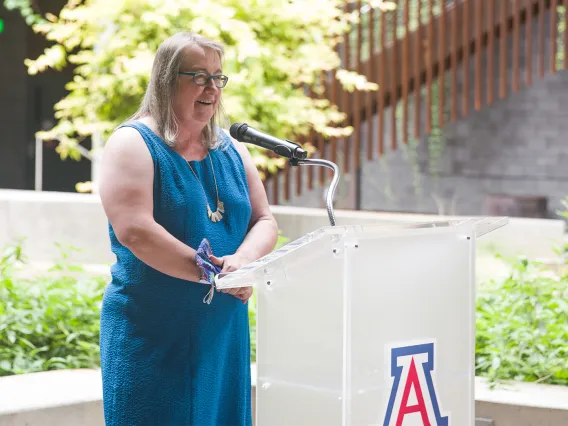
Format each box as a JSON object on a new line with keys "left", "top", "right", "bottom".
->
{"left": 100, "top": 121, "right": 253, "bottom": 426}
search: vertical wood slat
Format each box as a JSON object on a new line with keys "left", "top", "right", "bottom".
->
{"left": 272, "top": 168, "right": 279, "bottom": 205}
{"left": 378, "top": 9, "right": 386, "bottom": 156}
{"left": 317, "top": 136, "right": 324, "bottom": 187}
{"left": 474, "top": 0, "right": 482, "bottom": 110}
{"left": 295, "top": 136, "right": 302, "bottom": 196}
{"left": 499, "top": 0, "right": 507, "bottom": 99}
{"left": 263, "top": 177, "right": 270, "bottom": 206}
{"left": 366, "top": 5, "right": 374, "bottom": 160}
{"left": 462, "top": 0, "right": 470, "bottom": 116}
{"left": 538, "top": 0, "right": 545, "bottom": 78}
{"left": 390, "top": 5, "right": 398, "bottom": 151}
{"left": 564, "top": 0, "right": 568, "bottom": 69}
{"left": 306, "top": 88, "right": 314, "bottom": 190}
{"left": 353, "top": 0, "right": 362, "bottom": 170}
{"left": 330, "top": 69, "right": 338, "bottom": 179}
{"left": 342, "top": 0, "right": 350, "bottom": 172}
{"left": 526, "top": 0, "right": 533, "bottom": 86}
{"left": 438, "top": 0, "right": 446, "bottom": 127}
{"left": 450, "top": 0, "right": 458, "bottom": 121}
{"left": 318, "top": 74, "right": 326, "bottom": 185}
{"left": 262, "top": 176, "right": 268, "bottom": 195}
{"left": 309, "top": 131, "right": 315, "bottom": 189}
{"left": 402, "top": 0, "right": 409, "bottom": 145}
{"left": 318, "top": 75, "right": 331, "bottom": 189}
{"left": 550, "top": 0, "right": 558, "bottom": 73}
{"left": 513, "top": 0, "right": 520, "bottom": 93}
{"left": 426, "top": 0, "right": 433, "bottom": 134}
{"left": 487, "top": 0, "right": 495, "bottom": 104}
{"left": 284, "top": 162, "right": 290, "bottom": 201}
{"left": 414, "top": 0, "right": 422, "bottom": 139}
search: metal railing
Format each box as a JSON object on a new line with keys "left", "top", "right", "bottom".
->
{"left": 34, "top": 133, "right": 103, "bottom": 193}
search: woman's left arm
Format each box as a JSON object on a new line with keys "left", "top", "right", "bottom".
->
{"left": 209, "top": 133, "right": 279, "bottom": 301}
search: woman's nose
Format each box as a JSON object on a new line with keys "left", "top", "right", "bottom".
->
{"left": 205, "top": 78, "right": 219, "bottom": 91}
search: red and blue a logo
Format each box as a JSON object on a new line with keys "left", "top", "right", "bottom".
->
{"left": 382, "top": 342, "right": 450, "bottom": 426}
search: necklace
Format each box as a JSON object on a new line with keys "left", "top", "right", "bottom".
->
{"left": 186, "top": 153, "right": 225, "bottom": 223}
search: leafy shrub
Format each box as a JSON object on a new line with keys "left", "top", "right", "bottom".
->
{"left": 0, "top": 243, "right": 106, "bottom": 376}
{"left": 0, "top": 230, "right": 290, "bottom": 373}
{"left": 5, "top": 234, "right": 567, "bottom": 386}
{"left": 558, "top": 195, "right": 568, "bottom": 220}
{"left": 248, "top": 290, "right": 257, "bottom": 363}
{"left": 476, "top": 255, "right": 568, "bottom": 386}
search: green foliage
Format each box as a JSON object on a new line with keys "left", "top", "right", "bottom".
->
{"left": 5, "top": 0, "right": 389, "bottom": 177}
{"left": 3, "top": 0, "right": 45, "bottom": 25}
{"left": 0, "top": 243, "right": 105, "bottom": 376}
{"left": 555, "top": 195, "right": 568, "bottom": 257}
{"left": 5, "top": 235, "right": 568, "bottom": 385}
{"left": 476, "top": 255, "right": 568, "bottom": 386}
{"left": 248, "top": 289, "right": 257, "bottom": 363}
{"left": 0, "top": 230, "right": 290, "bottom": 373}
{"left": 558, "top": 195, "right": 568, "bottom": 221}
{"left": 556, "top": 5, "right": 566, "bottom": 69}
{"left": 275, "top": 229, "right": 290, "bottom": 250}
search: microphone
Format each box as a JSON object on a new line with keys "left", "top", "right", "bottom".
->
{"left": 229, "top": 123, "right": 308, "bottom": 160}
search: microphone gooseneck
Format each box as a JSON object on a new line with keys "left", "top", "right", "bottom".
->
{"left": 229, "top": 122, "right": 339, "bottom": 226}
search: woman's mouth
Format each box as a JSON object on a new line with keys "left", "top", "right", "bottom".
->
{"left": 197, "top": 100, "right": 213, "bottom": 105}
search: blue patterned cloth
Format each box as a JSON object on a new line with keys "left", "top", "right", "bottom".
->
{"left": 195, "top": 238, "right": 222, "bottom": 304}
{"left": 100, "top": 121, "right": 253, "bottom": 426}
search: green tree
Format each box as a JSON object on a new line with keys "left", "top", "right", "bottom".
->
{"left": 3, "top": 0, "right": 45, "bottom": 25}
{"left": 5, "top": 0, "right": 395, "bottom": 180}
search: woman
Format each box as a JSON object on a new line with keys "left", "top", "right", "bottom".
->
{"left": 98, "top": 32, "right": 278, "bottom": 426}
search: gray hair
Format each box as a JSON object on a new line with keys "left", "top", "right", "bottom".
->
{"left": 130, "top": 32, "right": 227, "bottom": 149}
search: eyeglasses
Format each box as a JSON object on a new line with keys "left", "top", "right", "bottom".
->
{"left": 178, "top": 71, "right": 229, "bottom": 88}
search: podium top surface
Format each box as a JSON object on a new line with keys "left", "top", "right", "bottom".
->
{"left": 215, "top": 216, "right": 507, "bottom": 289}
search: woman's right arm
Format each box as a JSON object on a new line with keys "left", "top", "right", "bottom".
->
{"left": 98, "top": 126, "right": 202, "bottom": 282}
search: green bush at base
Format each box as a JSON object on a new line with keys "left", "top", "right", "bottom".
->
{"left": 1, "top": 240, "right": 567, "bottom": 387}
{"left": 475, "top": 255, "right": 568, "bottom": 386}
{"left": 0, "top": 244, "right": 105, "bottom": 376}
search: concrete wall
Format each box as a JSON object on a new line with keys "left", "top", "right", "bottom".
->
{"left": 0, "top": 369, "right": 104, "bottom": 426}
{"left": 0, "top": 190, "right": 113, "bottom": 265}
{"left": 475, "top": 377, "right": 568, "bottom": 426}
{"left": 279, "top": 12, "right": 568, "bottom": 220}
{"left": 0, "top": 189, "right": 565, "bottom": 269}
{"left": 1, "top": 369, "right": 567, "bottom": 426}
{"left": 0, "top": 188, "right": 564, "bottom": 292}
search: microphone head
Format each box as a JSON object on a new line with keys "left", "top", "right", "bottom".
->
{"left": 229, "top": 122, "right": 248, "bottom": 141}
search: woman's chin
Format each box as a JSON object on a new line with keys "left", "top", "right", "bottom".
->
{"left": 179, "top": 114, "right": 215, "bottom": 126}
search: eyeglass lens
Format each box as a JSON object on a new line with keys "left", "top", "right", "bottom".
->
{"left": 193, "top": 72, "right": 228, "bottom": 88}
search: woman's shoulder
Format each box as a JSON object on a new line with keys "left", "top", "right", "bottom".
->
{"left": 104, "top": 120, "right": 154, "bottom": 163}
{"left": 217, "top": 127, "right": 257, "bottom": 177}
{"left": 219, "top": 127, "right": 248, "bottom": 157}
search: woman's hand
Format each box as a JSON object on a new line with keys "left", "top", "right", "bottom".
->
{"left": 209, "top": 253, "right": 253, "bottom": 303}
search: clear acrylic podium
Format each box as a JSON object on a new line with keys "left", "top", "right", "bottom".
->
{"left": 216, "top": 217, "right": 507, "bottom": 426}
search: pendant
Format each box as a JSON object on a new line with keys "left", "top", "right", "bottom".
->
{"left": 207, "top": 201, "right": 225, "bottom": 223}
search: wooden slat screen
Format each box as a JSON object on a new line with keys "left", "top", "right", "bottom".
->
{"left": 267, "top": 0, "right": 560, "bottom": 206}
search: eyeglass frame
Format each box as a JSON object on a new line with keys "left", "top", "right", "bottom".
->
{"left": 178, "top": 71, "right": 229, "bottom": 88}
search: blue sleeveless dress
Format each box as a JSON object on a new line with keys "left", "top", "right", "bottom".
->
{"left": 99, "top": 121, "right": 253, "bottom": 426}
